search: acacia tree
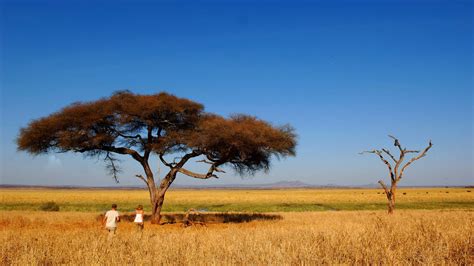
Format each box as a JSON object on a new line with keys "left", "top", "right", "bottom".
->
{"left": 360, "top": 135, "right": 432, "bottom": 214}
{"left": 17, "top": 91, "right": 297, "bottom": 223}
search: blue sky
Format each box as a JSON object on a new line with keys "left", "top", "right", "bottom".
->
{"left": 1, "top": 0, "right": 472, "bottom": 187}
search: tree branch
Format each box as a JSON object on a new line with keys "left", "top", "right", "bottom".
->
{"left": 105, "top": 152, "right": 120, "bottom": 183}
{"left": 393, "top": 150, "right": 405, "bottom": 181}
{"left": 144, "top": 126, "right": 153, "bottom": 160}
{"left": 175, "top": 150, "right": 202, "bottom": 169}
{"left": 379, "top": 180, "right": 389, "bottom": 195}
{"left": 177, "top": 168, "right": 219, "bottom": 179}
{"left": 387, "top": 136, "right": 407, "bottom": 180}
{"left": 388, "top": 135, "right": 404, "bottom": 153}
{"left": 156, "top": 127, "right": 163, "bottom": 138}
{"left": 196, "top": 159, "right": 214, "bottom": 164}
{"left": 196, "top": 160, "right": 226, "bottom": 173}
{"left": 398, "top": 140, "right": 433, "bottom": 180}
{"left": 102, "top": 146, "right": 143, "bottom": 162}
{"left": 135, "top": 174, "right": 148, "bottom": 185}
{"left": 117, "top": 132, "right": 144, "bottom": 142}
{"left": 176, "top": 153, "right": 226, "bottom": 179}
{"left": 381, "top": 149, "right": 397, "bottom": 163}
{"left": 378, "top": 180, "right": 390, "bottom": 197}
{"left": 159, "top": 153, "right": 173, "bottom": 167}
{"left": 360, "top": 150, "right": 395, "bottom": 181}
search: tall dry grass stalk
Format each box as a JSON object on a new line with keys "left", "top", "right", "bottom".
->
{"left": 1, "top": 210, "right": 472, "bottom": 265}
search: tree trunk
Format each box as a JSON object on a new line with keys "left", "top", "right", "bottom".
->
{"left": 149, "top": 171, "right": 177, "bottom": 224}
{"left": 387, "top": 185, "right": 396, "bottom": 214}
{"left": 387, "top": 196, "right": 395, "bottom": 214}
{"left": 150, "top": 193, "right": 165, "bottom": 224}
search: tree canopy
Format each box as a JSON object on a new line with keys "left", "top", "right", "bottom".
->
{"left": 18, "top": 91, "right": 297, "bottom": 223}
{"left": 18, "top": 91, "right": 297, "bottom": 181}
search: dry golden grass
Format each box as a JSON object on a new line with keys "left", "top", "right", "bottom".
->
{"left": 1, "top": 210, "right": 472, "bottom": 265}
{"left": 1, "top": 188, "right": 473, "bottom": 264}
{"left": 2, "top": 187, "right": 473, "bottom": 212}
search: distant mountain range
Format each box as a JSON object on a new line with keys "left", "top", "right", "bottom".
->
{"left": 0, "top": 181, "right": 318, "bottom": 190}
{"left": 1, "top": 182, "right": 471, "bottom": 189}
{"left": 174, "top": 181, "right": 316, "bottom": 189}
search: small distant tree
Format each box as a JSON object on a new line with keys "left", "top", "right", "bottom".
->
{"left": 17, "top": 91, "right": 297, "bottom": 224}
{"left": 360, "top": 135, "right": 432, "bottom": 214}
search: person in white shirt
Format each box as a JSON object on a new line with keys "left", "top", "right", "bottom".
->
{"left": 134, "top": 205, "right": 145, "bottom": 235}
{"left": 103, "top": 204, "right": 120, "bottom": 238}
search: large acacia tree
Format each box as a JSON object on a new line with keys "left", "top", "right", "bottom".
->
{"left": 17, "top": 91, "right": 297, "bottom": 223}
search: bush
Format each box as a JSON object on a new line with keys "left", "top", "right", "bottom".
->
{"left": 39, "top": 201, "right": 60, "bottom": 212}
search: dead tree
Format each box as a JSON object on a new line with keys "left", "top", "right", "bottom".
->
{"left": 360, "top": 135, "right": 432, "bottom": 214}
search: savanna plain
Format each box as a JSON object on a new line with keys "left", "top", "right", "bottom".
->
{"left": 1, "top": 187, "right": 473, "bottom": 265}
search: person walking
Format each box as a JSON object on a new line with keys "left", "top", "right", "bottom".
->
{"left": 134, "top": 205, "right": 145, "bottom": 235}
{"left": 103, "top": 204, "right": 120, "bottom": 239}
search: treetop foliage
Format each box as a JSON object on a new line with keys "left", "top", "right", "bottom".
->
{"left": 18, "top": 91, "right": 296, "bottom": 176}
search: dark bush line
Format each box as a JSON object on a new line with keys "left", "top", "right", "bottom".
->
{"left": 97, "top": 212, "right": 282, "bottom": 224}
{"left": 39, "top": 201, "right": 60, "bottom": 211}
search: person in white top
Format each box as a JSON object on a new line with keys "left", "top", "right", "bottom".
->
{"left": 103, "top": 204, "right": 120, "bottom": 238}
{"left": 134, "top": 205, "right": 145, "bottom": 233}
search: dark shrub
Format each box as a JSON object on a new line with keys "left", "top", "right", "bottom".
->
{"left": 39, "top": 201, "right": 60, "bottom": 211}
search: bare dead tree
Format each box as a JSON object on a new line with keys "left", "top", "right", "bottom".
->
{"left": 360, "top": 135, "right": 433, "bottom": 214}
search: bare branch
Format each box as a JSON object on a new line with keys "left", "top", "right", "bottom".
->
{"left": 174, "top": 150, "right": 202, "bottom": 169}
{"left": 360, "top": 150, "right": 395, "bottom": 181}
{"left": 388, "top": 135, "right": 404, "bottom": 153}
{"left": 196, "top": 159, "right": 214, "bottom": 164}
{"left": 388, "top": 135, "right": 406, "bottom": 180}
{"left": 378, "top": 180, "right": 390, "bottom": 197}
{"left": 156, "top": 127, "right": 163, "bottom": 138}
{"left": 398, "top": 140, "right": 433, "bottom": 180}
{"left": 177, "top": 168, "right": 219, "bottom": 179}
{"left": 196, "top": 159, "right": 226, "bottom": 173}
{"left": 159, "top": 154, "right": 173, "bottom": 167}
{"left": 135, "top": 174, "right": 148, "bottom": 185}
{"left": 359, "top": 150, "right": 376, "bottom": 155}
{"left": 393, "top": 151, "right": 405, "bottom": 181}
{"left": 147, "top": 126, "right": 153, "bottom": 142}
{"left": 102, "top": 146, "right": 143, "bottom": 162}
{"left": 105, "top": 152, "right": 120, "bottom": 183}
{"left": 214, "top": 167, "right": 226, "bottom": 173}
{"left": 117, "top": 132, "right": 144, "bottom": 142}
{"left": 143, "top": 126, "right": 153, "bottom": 161}
{"left": 178, "top": 155, "right": 226, "bottom": 179}
{"left": 381, "top": 148, "right": 397, "bottom": 163}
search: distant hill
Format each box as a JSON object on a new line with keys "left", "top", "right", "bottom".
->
{"left": 0, "top": 182, "right": 471, "bottom": 190}
{"left": 172, "top": 181, "right": 315, "bottom": 189}
{"left": 0, "top": 181, "right": 315, "bottom": 190}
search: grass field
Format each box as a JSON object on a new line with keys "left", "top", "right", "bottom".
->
{"left": 1, "top": 188, "right": 473, "bottom": 264}
{"left": 1, "top": 210, "right": 473, "bottom": 264}
{"left": 1, "top": 187, "right": 473, "bottom": 212}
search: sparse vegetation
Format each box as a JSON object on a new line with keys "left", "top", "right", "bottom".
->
{"left": 1, "top": 210, "right": 472, "bottom": 264}
{"left": 1, "top": 188, "right": 473, "bottom": 264}
{"left": 1, "top": 188, "right": 472, "bottom": 212}
{"left": 38, "top": 201, "right": 60, "bottom": 212}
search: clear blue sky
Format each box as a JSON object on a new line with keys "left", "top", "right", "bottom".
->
{"left": 1, "top": 0, "right": 472, "bottom": 187}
